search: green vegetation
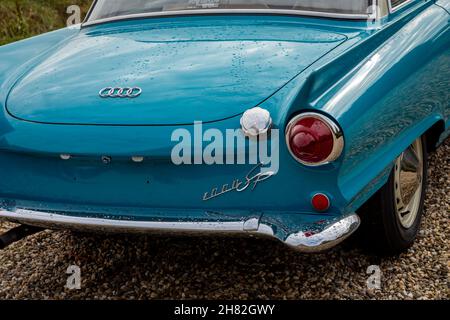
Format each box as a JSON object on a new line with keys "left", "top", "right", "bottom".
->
{"left": 0, "top": 0, "right": 92, "bottom": 45}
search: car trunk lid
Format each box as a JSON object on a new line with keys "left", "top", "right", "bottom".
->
{"left": 6, "top": 17, "right": 347, "bottom": 125}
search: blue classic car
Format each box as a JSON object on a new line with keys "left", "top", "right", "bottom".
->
{"left": 0, "top": 0, "right": 448, "bottom": 255}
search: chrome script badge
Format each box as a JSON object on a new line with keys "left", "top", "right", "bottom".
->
{"left": 203, "top": 163, "right": 275, "bottom": 201}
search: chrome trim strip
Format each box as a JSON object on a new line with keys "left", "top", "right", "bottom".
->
{"left": 285, "top": 112, "right": 345, "bottom": 167}
{"left": 83, "top": 0, "right": 98, "bottom": 23}
{"left": 0, "top": 209, "right": 270, "bottom": 234}
{"left": 377, "top": 0, "right": 390, "bottom": 18}
{"left": 0, "top": 209, "right": 360, "bottom": 253}
{"left": 388, "top": 0, "right": 415, "bottom": 14}
{"left": 82, "top": 9, "right": 372, "bottom": 27}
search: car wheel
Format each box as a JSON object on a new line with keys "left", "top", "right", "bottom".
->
{"left": 358, "top": 135, "right": 427, "bottom": 255}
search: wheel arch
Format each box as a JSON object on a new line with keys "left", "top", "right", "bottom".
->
{"left": 340, "top": 113, "right": 445, "bottom": 215}
{"left": 424, "top": 119, "right": 446, "bottom": 153}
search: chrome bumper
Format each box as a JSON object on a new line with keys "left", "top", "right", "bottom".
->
{"left": 0, "top": 209, "right": 360, "bottom": 253}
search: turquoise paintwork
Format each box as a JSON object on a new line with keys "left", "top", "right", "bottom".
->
{"left": 0, "top": 0, "right": 448, "bottom": 242}
{"left": 6, "top": 19, "right": 347, "bottom": 125}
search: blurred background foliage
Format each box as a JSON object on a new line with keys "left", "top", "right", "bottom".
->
{"left": 0, "top": 0, "right": 92, "bottom": 45}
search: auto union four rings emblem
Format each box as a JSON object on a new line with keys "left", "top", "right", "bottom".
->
{"left": 99, "top": 87, "right": 142, "bottom": 98}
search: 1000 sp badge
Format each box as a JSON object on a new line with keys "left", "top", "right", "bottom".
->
{"left": 203, "top": 163, "right": 275, "bottom": 201}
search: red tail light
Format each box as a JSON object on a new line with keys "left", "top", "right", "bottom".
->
{"left": 286, "top": 113, "right": 344, "bottom": 166}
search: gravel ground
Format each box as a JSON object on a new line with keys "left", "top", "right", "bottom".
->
{"left": 0, "top": 141, "right": 448, "bottom": 300}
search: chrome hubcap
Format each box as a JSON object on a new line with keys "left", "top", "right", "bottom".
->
{"left": 394, "top": 138, "right": 424, "bottom": 229}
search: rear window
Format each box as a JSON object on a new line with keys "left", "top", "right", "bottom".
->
{"left": 87, "top": 0, "right": 374, "bottom": 22}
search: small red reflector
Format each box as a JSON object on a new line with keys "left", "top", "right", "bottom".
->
{"left": 312, "top": 193, "right": 330, "bottom": 212}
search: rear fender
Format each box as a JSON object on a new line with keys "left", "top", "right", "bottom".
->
{"left": 331, "top": 5, "right": 449, "bottom": 212}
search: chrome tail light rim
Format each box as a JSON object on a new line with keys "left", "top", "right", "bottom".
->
{"left": 285, "top": 112, "right": 344, "bottom": 167}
